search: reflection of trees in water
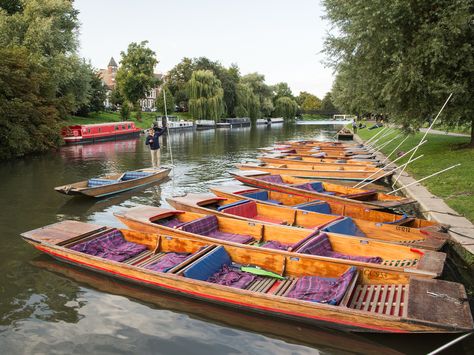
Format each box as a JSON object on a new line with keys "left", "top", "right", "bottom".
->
{"left": 1, "top": 256, "right": 85, "bottom": 326}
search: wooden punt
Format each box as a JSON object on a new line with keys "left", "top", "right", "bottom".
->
{"left": 262, "top": 153, "right": 380, "bottom": 167}
{"left": 21, "top": 221, "right": 473, "bottom": 333}
{"left": 54, "top": 168, "right": 170, "bottom": 198}
{"left": 236, "top": 164, "right": 393, "bottom": 182}
{"left": 31, "top": 260, "right": 405, "bottom": 354}
{"left": 230, "top": 170, "right": 414, "bottom": 209}
{"left": 210, "top": 185, "right": 449, "bottom": 250}
{"left": 166, "top": 193, "right": 446, "bottom": 252}
{"left": 259, "top": 155, "right": 380, "bottom": 169}
{"left": 115, "top": 204, "right": 445, "bottom": 278}
{"left": 259, "top": 147, "right": 374, "bottom": 159}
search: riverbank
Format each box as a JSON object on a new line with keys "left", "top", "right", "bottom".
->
{"left": 353, "top": 127, "right": 474, "bottom": 289}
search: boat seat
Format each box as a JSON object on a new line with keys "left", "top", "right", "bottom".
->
{"left": 87, "top": 178, "right": 118, "bottom": 187}
{"left": 70, "top": 229, "right": 147, "bottom": 262}
{"left": 246, "top": 277, "right": 277, "bottom": 293}
{"left": 293, "top": 201, "right": 332, "bottom": 214}
{"left": 183, "top": 245, "right": 231, "bottom": 281}
{"left": 220, "top": 200, "right": 286, "bottom": 225}
{"left": 216, "top": 199, "right": 251, "bottom": 211}
{"left": 122, "top": 250, "right": 154, "bottom": 265}
{"left": 348, "top": 284, "right": 408, "bottom": 316}
{"left": 322, "top": 217, "right": 366, "bottom": 238}
{"left": 179, "top": 215, "right": 254, "bottom": 244}
{"left": 311, "top": 152, "right": 327, "bottom": 158}
{"left": 134, "top": 252, "right": 166, "bottom": 267}
{"left": 241, "top": 191, "right": 283, "bottom": 205}
{"left": 144, "top": 252, "right": 192, "bottom": 272}
{"left": 271, "top": 277, "right": 298, "bottom": 296}
{"left": 286, "top": 267, "right": 357, "bottom": 305}
{"left": 294, "top": 233, "right": 382, "bottom": 264}
{"left": 150, "top": 211, "right": 186, "bottom": 228}
{"left": 120, "top": 171, "right": 153, "bottom": 181}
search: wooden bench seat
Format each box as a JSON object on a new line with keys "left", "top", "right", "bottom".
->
{"left": 348, "top": 284, "right": 407, "bottom": 317}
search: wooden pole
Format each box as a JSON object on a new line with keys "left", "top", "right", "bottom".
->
{"left": 387, "top": 163, "right": 461, "bottom": 195}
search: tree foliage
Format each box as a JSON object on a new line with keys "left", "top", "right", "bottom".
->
{"left": 116, "top": 41, "right": 158, "bottom": 121}
{"left": 274, "top": 97, "right": 298, "bottom": 120}
{"left": 296, "top": 91, "right": 322, "bottom": 112}
{"left": 187, "top": 70, "right": 224, "bottom": 120}
{"left": 320, "top": 92, "right": 337, "bottom": 112}
{"left": 155, "top": 86, "right": 175, "bottom": 115}
{"left": 234, "top": 83, "right": 259, "bottom": 118}
{"left": 76, "top": 66, "right": 107, "bottom": 116}
{"left": 241, "top": 73, "right": 274, "bottom": 118}
{"left": 323, "top": 0, "right": 474, "bottom": 144}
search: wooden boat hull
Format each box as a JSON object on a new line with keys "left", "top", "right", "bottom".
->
{"left": 237, "top": 164, "right": 392, "bottom": 182}
{"left": 210, "top": 185, "right": 448, "bottom": 250}
{"left": 54, "top": 168, "right": 170, "bottom": 198}
{"left": 231, "top": 171, "right": 414, "bottom": 209}
{"left": 260, "top": 156, "right": 379, "bottom": 169}
{"left": 21, "top": 221, "right": 474, "bottom": 333}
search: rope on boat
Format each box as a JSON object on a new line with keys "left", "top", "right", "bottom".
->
{"left": 427, "top": 332, "right": 472, "bottom": 355}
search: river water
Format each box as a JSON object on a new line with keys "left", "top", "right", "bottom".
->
{"left": 0, "top": 123, "right": 472, "bottom": 354}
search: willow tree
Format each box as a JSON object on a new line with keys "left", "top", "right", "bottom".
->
{"left": 234, "top": 83, "right": 259, "bottom": 119}
{"left": 187, "top": 70, "right": 224, "bottom": 120}
{"left": 274, "top": 97, "right": 298, "bottom": 120}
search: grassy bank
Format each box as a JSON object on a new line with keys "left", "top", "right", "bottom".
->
{"left": 64, "top": 111, "right": 192, "bottom": 129}
{"left": 355, "top": 125, "right": 474, "bottom": 222}
{"left": 301, "top": 114, "right": 333, "bottom": 120}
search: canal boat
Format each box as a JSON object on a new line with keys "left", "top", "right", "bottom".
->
{"left": 195, "top": 120, "right": 216, "bottom": 130}
{"left": 155, "top": 116, "right": 194, "bottom": 130}
{"left": 61, "top": 122, "right": 141, "bottom": 144}
{"left": 114, "top": 205, "right": 445, "bottom": 278}
{"left": 166, "top": 193, "right": 444, "bottom": 252}
{"left": 21, "top": 221, "right": 473, "bottom": 333}
{"left": 256, "top": 118, "right": 271, "bottom": 125}
{"left": 230, "top": 171, "right": 414, "bottom": 209}
{"left": 236, "top": 163, "right": 393, "bottom": 182}
{"left": 54, "top": 168, "right": 170, "bottom": 198}
{"left": 210, "top": 185, "right": 449, "bottom": 249}
{"left": 216, "top": 118, "right": 251, "bottom": 128}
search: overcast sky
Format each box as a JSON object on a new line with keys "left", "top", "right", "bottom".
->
{"left": 75, "top": 0, "right": 334, "bottom": 98}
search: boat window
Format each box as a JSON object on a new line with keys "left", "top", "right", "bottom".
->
{"left": 115, "top": 126, "right": 118, "bottom": 130}
{"left": 128, "top": 124, "right": 131, "bottom": 129}
{"left": 88, "top": 128, "right": 91, "bottom": 133}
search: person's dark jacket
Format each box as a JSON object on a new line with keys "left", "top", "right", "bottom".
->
{"left": 145, "top": 128, "right": 165, "bottom": 150}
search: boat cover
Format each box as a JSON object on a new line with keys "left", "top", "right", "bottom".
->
{"left": 322, "top": 217, "right": 366, "bottom": 237}
{"left": 180, "top": 215, "right": 254, "bottom": 244}
{"left": 286, "top": 266, "right": 357, "bottom": 305}
{"left": 70, "top": 229, "right": 147, "bottom": 262}
{"left": 184, "top": 246, "right": 230, "bottom": 281}
{"left": 293, "top": 201, "right": 332, "bottom": 214}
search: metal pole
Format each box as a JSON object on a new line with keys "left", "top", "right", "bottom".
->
{"left": 380, "top": 136, "right": 409, "bottom": 165}
{"left": 163, "top": 86, "right": 175, "bottom": 193}
{"left": 353, "top": 140, "right": 427, "bottom": 188}
{"left": 392, "top": 93, "right": 453, "bottom": 187}
{"left": 358, "top": 154, "right": 424, "bottom": 189}
{"left": 387, "top": 163, "right": 461, "bottom": 195}
{"left": 365, "top": 128, "right": 392, "bottom": 149}
{"left": 427, "top": 333, "right": 472, "bottom": 355}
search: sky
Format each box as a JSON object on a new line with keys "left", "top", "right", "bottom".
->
{"left": 75, "top": 0, "right": 334, "bottom": 98}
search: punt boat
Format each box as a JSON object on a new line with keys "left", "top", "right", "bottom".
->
{"left": 21, "top": 221, "right": 473, "bottom": 333}
{"left": 261, "top": 153, "right": 379, "bottom": 166}
{"left": 230, "top": 171, "right": 414, "bottom": 209}
{"left": 54, "top": 168, "right": 170, "bottom": 198}
{"left": 259, "top": 155, "right": 380, "bottom": 168}
{"left": 114, "top": 205, "right": 445, "bottom": 278}
{"left": 261, "top": 147, "right": 377, "bottom": 159}
{"left": 210, "top": 185, "right": 449, "bottom": 249}
{"left": 236, "top": 164, "right": 392, "bottom": 182}
{"left": 166, "top": 193, "right": 445, "bottom": 252}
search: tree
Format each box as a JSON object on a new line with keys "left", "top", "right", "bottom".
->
{"left": 76, "top": 66, "right": 107, "bottom": 116}
{"left": 234, "top": 83, "right": 259, "bottom": 118}
{"left": 155, "top": 86, "right": 175, "bottom": 115}
{"left": 241, "top": 73, "right": 274, "bottom": 117}
{"left": 187, "top": 70, "right": 224, "bottom": 120}
{"left": 323, "top": 0, "right": 474, "bottom": 145}
{"left": 273, "top": 82, "right": 294, "bottom": 102}
{"left": 320, "top": 92, "right": 337, "bottom": 112}
{"left": 274, "top": 97, "right": 298, "bottom": 120}
{"left": 296, "top": 91, "right": 322, "bottom": 112}
{"left": 116, "top": 41, "right": 158, "bottom": 121}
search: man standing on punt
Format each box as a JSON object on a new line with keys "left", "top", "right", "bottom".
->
{"left": 145, "top": 125, "right": 166, "bottom": 168}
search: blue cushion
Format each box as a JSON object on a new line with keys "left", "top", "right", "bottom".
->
{"left": 294, "top": 201, "right": 332, "bottom": 214}
{"left": 309, "top": 182, "right": 324, "bottom": 192}
{"left": 217, "top": 199, "right": 251, "bottom": 212}
{"left": 87, "top": 178, "right": 118, "bottom": 187}
{"left": 322, "top": 217, "right": 366, "bottom": 237}
{"left": 241, "top": 191, "right": 269, "bottom": 201}
{"left": 184, "top": 246, "right": 231, "bottom": 281}
{"left": 121, "top": 171, "right": 152, "bottom": 181}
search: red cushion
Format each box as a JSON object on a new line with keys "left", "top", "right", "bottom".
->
{"left": 221, "top": 200, "right": 258, "bottom": 218}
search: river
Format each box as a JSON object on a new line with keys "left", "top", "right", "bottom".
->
{"left": 0, "top": 123, "right": 471, "bottom": 354}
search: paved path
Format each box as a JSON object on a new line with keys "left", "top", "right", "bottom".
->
{"left": 419, "top": 128, "right": 469, "bottom": 137}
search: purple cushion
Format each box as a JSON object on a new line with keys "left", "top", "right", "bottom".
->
{"left": 145, "top": 252, "right": 191, "bottom": 272}
{"left": 71, "top": 229, "right": 147, "bottom": 262}
{"left": 156, "top": 217, "right": 185, "bottom": 228}
{"left": 325, "top": 251, "right": 382, "bottom": 264}
{"left": 289, "top": 230, "right": 320, "bottom": 252}
{"left": 207, "top": 264, "right": 257, "bottom": 289}
{"left": 286, "top": 266, "right": 356, "bottom": 305}
{"left": 207, "top": 230, "right": 254, "bottom": 244}
{"left": 180, "top": 215, "right": 219, "bottom": 235}
{"left": 292, "top": 183, "right": 316, "bottom": 192}
{"left": 256, "top": 175, "right": 284, "bottom": 184}
{"left": 262, "top": 240, "right": 291, "bottom": 251}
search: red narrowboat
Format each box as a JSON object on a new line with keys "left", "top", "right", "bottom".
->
{"left": 61, "top": 122, "right": 142, "bottom": 144}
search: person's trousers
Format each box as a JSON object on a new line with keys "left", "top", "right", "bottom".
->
{"left": 150, "top": 148, "right": 160, "bottom": 168}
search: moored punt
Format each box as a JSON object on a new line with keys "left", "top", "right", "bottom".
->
{"left": 259, "top": 155, "right": 380, "bottom": 169}
{"left": 230, "top": 171, "right": 415, "bottom": 209}
{"left": 54, "top": 168, "right": 170, "bottom": 198}
{"left": 167, "top": 193, "right": 446, "bottom": 252}
{"left": 115, "top": 204, "right": 446, "bottom": 278}
{"left": 236, "top": 164, "right": 393, "bottom": 182}
{"left": 21, "top": 221, "right": 473, "bottom": 333}
{"left": 263, "top": 153, "right": 380, "bottom": 166}
{"left": 210, "top": 185, "right": 448, "bottom": 250}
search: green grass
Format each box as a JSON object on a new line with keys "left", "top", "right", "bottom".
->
{"left": 64, "top": 111, "right": 192, "bottom": 129}
{"left": 301, "top": 114, "right": 333, "bottom": 120}
{"left": 356, "top": 124, "right": 474, "bottom": 222}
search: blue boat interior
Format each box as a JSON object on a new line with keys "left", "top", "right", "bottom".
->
{"left": 293, "top": 201, "right": 332, "bottom": 215}
{"left": 240, "top": 191, "right": 283, "bottom": 205}
{"left": 87, "top": 171, "right": 153, "bottom": 187}
{"left": 321, "top": 217, "right": 366, "bottom": 237}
